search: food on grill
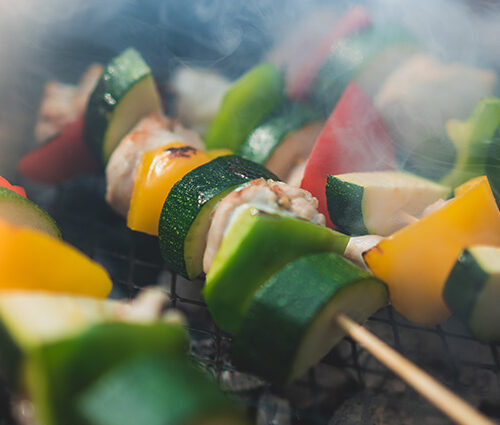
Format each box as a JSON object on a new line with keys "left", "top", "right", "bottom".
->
{"left": 301, "top": 82, "right": 395, "bottom": 227}
{"left": 310, "top": 25, "right": 420, "bottom": 114}
{"left": 443, "top": 246, "right": 500, "bottom": 343}
{"left": 105, "top": 112, "right": 202, "bottom": 216}
{"left": 127, "top": 143, "right": 216, "bottom": 236}
{"left": 0, "top": 220, "right": 111, "bottom": 297}
{"left": 204, "top": 63, "right": 284, "bottom": 152}
{"left": 441, "top": 97, "right": 500, "bottom": 188}
{"left": 0, "top": 185, "right": 61, "bottom": 238}
{"left": 238, "top": 102, "right": 323, "bottom": 181}
{"left": 285, "top": 6, "right": 372, "bottom": 101}
{"left": 19, "top": 117, "right": 100, "bottom": 184}
{"left": 203, "top": 205, "right": 348, "bottom": 333}
{"left": 159, "top": 155, "right": 276, "bottom": 280}
{"left": 35, "top": 64, "right": 103, "bottom": 144}
{"left": 232, "top": 252, "right": 388, "bottom": 384}
{"left": 84, "top": 48, "right": 162, "bottom": 164}
{"left": 79, "top": 354, "right": 250, "bottom": 425}
{"left": 325, "top": 171, "right": 450, "bottom": 236}
{"left": 364, "top": 176, "right": 500, "bottom": 326}
{"left": 375, "top": 56, "right": 497, "bottom": 177}
{"left": 170, "top": 67, "right": 232, "bottom": 135}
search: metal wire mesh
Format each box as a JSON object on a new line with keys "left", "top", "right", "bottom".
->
{"left": 22, "top": 176, "right": 500, "bottom": 425}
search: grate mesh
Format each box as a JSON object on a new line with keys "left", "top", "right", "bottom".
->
{"left": 22, "top": 176, "right": 500, "bottom": 425}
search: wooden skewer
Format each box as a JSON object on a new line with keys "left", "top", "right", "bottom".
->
{"left": 335, "top": 313, "right": 497, "bottom": 425}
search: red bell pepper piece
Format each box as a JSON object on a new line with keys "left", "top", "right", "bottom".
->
{"left": 286, "top": 6, "right": 371, "bottom": 101}
{"left": 0, "top": 176, "right": 27, "bottom": 198}
{"left": 18, "top": 117, "right": 99, "bottom": 184}
{"left": 301, "top": 82, "right": 395, "bottom": 228}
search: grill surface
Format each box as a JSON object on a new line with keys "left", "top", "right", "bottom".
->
{"left": 19, "top": 176, "right": 500, "bottom": 425}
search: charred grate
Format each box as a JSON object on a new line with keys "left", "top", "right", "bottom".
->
{"left": 23, "top": 176, "right": 500, "bottom": 425}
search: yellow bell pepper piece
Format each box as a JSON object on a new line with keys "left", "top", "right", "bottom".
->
{"left": 364, "top": 176, "right": 500, "bottom": 326}
{"left": 207, "top": 148, "right": 233, "bottom": 158}
{"left": 0, "top": 220, "right": 111, "bottom": 297}
{"left": 128, "top": 143, "right": 214, "bottom": 236}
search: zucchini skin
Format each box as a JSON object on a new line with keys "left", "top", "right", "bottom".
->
{"left": 158, "top": 155, "right": 277, "bottom": 279}
{"left": 326, "top": 175, "right": 368, "bottom": 235}
{"left": 232, "top": 252, "right": 387, "bottom": 384}
{"left": 486, "top": 127, "right": 500, "bottom": 208}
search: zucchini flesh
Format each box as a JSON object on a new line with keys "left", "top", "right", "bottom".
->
{"left": 78, "top": 355, "right": 249, "bottom": 425}
{"left": 232, "top": 252, "right": 387, "bottom": 384}
{"left": 443, "top": 246, "right": 500, "bottom": 342}
{"left": 85, "top": 48, "right": 161, "bottom": 163}
{"left": 159, "top": 155, "right": 277, "bottom": 280}
{"left": 326, "top": 171, "right": 450, "bottom": 236}
{"left": 203, "top": 207, "right": 349, "bottom": 334}
{"left": 0, "top": 187, "right": 61, "bottom": 238}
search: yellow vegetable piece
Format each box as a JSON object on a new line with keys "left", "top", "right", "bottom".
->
{"left": 364, "top": 176, "right": 500, "bottom": 326}
{"left": 128, "top": 143, "right": 214, "bottom": 236}
{"left": 0, "top": 220, "right": 111, "bottom": 298}
{"left": 207, "top": 148, "right": 233, "bottom": 158}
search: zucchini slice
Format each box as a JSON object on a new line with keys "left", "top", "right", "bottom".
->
{"left": 232, "top": 252, "right": 388, "bottom": 385}
{"left": 238, "top": 102, "right": 320, "bottom": 166}
{"left": 443, "top": 246, "right": 500, "bottom": 343}
{"left": 204, "top": 63, "right": 284, "bottom": 152}
{"left": 326, "top": 171, "right": 450, "bottom": 236}
{"left": 486, "top": 124, "right": 500, "bottom": 208}
{"left": 84, "top": 48, "right": 162, "bottom": 163}
{"left": 78, "top": 354, "right": 249, "bottom": 425}
{"left": 0, "top": 187, "right": 60, "bottom": 238}
{"left": 310, "top": 26, "right": 419, "bottom": 115}
{"left": 158, "top": 155, "right": 276, "bottom": 280}
{"left": 203, "top": 207, "right": 349, "bottom": 334}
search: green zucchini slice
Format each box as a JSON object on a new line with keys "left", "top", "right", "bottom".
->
{"left": 204, "top": 63, "right": 284, "bottom": 152}
{"left": 486, "top": 127, "right": 500, "bottom": 208}
{"left": 238, "top": 101, "right": 320, "bottom": 165}
{"left": 326, "top": 171, "right": 450, "bottom": 236}
{"left": 232, "top": 252, "right": 388, "bottom": 385}
{"left": 158, "top": 155, "right": 277, "bottom": 280}
{"left": 443, "top": 246, "right": 500, "bottom": 343}
{"left": 203, "top": 207, "right": 349, "bottom": 334}
{"left": 84, "top": 48, "right": 162, "bottom": 163}
{"left": 0, "top": 187, "right": 61, "bottom": 238}
{"left": 78, "top": 354, "right": 249, "bottom": 425}
{"left": 310, "top": 26, "right": 420, "bottom": 115}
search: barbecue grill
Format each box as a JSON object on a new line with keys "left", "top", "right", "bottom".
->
{"left": 1, "top": 0, "right": 499, "bottom": 424}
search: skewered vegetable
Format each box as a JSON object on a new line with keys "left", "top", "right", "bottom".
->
{"left": 127, "top": 143, "right": 215, "bottom": 236}
{"left": 0, "top": 220, "right": 111, "bottom": 297}
{"left": 204, "top": 63, "right": 284, "bottom": 152}
{"left": 487, "top": 127, "right": 500, "bottom": 206}
{"left": 203, "top": 206, "right": 349, "bottom": 333}
{"left": 232, "top": 252, "right": 387, "bottom": 384}
{"left": 78, "top": 354, "right": 249, "bottom": 425}
{"left": 301, "top": 82, "right": 395, "bottom": 227}
{"left": 238, "top": 102, "right": 323, "bottom": 180}
{"left": 364, "top": 176, "right": 500, "bottom": 326}
{"left": 85, "top": 48, "right": 162, "bottom": 163}
{"left": 19, "top": 118, "right": 99, "bottom": 184}
{"left": 326, "top": 171, "right": 450, "bottom": 236}
{"left": 443, "top": 246, "right": 500, "bottom": 343}
{"left": 159, "top": 155, "right": 277, "bottom": 279}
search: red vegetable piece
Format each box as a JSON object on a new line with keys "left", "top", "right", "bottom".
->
{"left": 18, "top": 117, "right": 99, "bottom": 184}
{"left": 300, "top": 82, "right": 395, "bottom": 228}
{"left": 0, "top": 176, "right": 27, "bottom": 198}
{"left": 286, "top": 6, "right": 371, "bottom": 101}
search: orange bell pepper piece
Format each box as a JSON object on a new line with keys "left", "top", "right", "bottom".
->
{"left": 364, "top": 176, "right": 500, "bottom": 326}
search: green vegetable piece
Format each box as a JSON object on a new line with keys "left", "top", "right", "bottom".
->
{"left": 443, "top": 246, "right": 500, "bottom": 343}
{"left": 204, "top": 63, "right": 284, "bottom": 151}
{"left": 203, "top": 207, "right": 349, "bottom": 334}
{"left": 486, "top": 126, "right": 500, "bottom": 208}
{"left": 232, "top": 252, "right": 388, "bottom": 385}
{"left": 78, "top": 354, "right": 249, "bottom": 425}
{"left": 441, "top": 97, "right": 500, "bottom": 188}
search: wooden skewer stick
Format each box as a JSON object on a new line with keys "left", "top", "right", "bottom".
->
{"left": 335, "top": 313, "right": 497, "bottom": 425}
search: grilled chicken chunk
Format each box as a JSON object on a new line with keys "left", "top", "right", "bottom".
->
{"left": 105, "top": 112, "right": 203, "bottom": 216}
{"left": 203, "top": 178, "right": 325, "bottom": 273}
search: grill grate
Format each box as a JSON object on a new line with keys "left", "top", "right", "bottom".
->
{"left": 22, "top": 176, "right": 500, "bottom": 425}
